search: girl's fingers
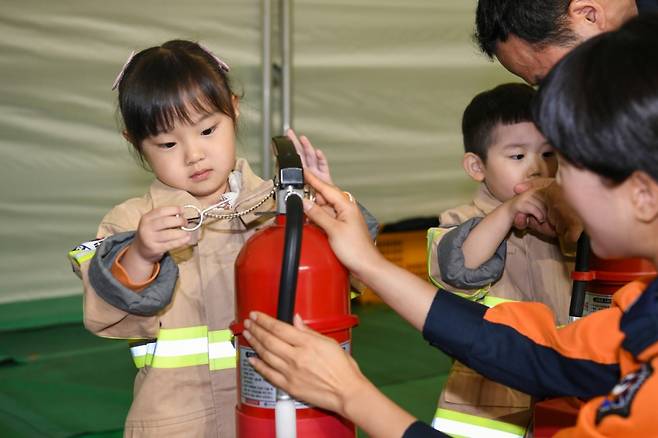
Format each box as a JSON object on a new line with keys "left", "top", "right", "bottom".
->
{"left": 286, "top": 128, "right": 311, "bottom": 167}
{"left": 161, "top": 235, "right": 193, "bottom": 251}
{"left": 298, "top": 135, "right": 318, "bottom": 168}
{"left": 153, "top": 228, "right": 190, "bottom": 243}
{"left": 315, "top": 149, "right": 330, "bottom": 176}
{"left": 155, "top": 214, "right": 188, "bottom": 231}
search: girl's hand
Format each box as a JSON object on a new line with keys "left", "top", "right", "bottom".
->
{"left": 133, "top": 206, "right": 191, "bottom": 262}
{"left": 244, "top": 312, "right": 369, "bottom": 417}
{"left": 302, "top": 172, "right": 383, "bottom": 278}
{"left": 122, "top": 206, "right": 191, "bottom": 281}
{"left": 287, "top": 128, "right": 333, "bottom": 184}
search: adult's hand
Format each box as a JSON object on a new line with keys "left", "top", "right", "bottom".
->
{"left": 244, "top": 312, "right": 417, "bottom": 438}
{"left": 302, "top": 171, "right": 384, "bottom": 277}
{"left": 303, "top": 171, "right": 437, "bottom": 332}
{"left": 244, "top": 312, "right": 369, "bottom": 415}
{"left": 513, "top": 178, "right": 583, "bottom": 246}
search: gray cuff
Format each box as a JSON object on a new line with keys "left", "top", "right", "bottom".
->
{"left": 357, "top": 202, "right": 380, "bottom": 240}
{"left": 88, "top": 231, "right": 178, "bottom": 316}
{"left": 437, "top": 217, "right": 506, "bottom": 289}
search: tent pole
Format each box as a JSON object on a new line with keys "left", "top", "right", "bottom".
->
{"left": 280, "top": 0, "right": 292, "bottom": 132}
{"left": 261, "top": 0, "right": 273, "bottom": 179}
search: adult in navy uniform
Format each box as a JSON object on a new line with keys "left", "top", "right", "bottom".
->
{"left": 242, "top": 15, "right": 658, "bottom": 438}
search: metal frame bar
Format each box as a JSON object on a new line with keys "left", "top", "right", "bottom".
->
{"left": 261, "top": 0, "right": 273, "bottom": 179}
{"left": 262, "top": 0, "right": 293, "bottom": 179}
{"left": 280, "top": 0, "right": 292, "bottom": 133}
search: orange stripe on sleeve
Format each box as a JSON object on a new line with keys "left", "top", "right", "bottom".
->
{"left": 111, "top": 246, "right": 160, "bottom": 292}
{"left": 484, "top": 279, "right": 650, "bottom": 365}
{"left": 485, "top": 302, "right": 623, "bottom": 364}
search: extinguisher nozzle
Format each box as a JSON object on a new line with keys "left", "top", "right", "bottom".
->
{"left": 275, "top": 390, "right": 297, "bottom": 438}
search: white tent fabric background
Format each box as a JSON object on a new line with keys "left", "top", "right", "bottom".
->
{"left": 0, "top": 0, "right": 516, "bottom": 304}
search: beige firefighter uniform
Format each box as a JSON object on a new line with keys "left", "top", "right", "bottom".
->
{"left": 427, "top": 183, "right": 573, "bottom": 437}
{"left": 78, "top": 158, "right": 275, "bottom": 437}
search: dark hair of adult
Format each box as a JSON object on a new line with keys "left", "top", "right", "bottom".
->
{"left": 534, "top": 14, "right": 658, "bottom": 184}
{"left": 462, "top": 83, "right": 537, "bottom": 161}
{"left": 475, "top": 0, "right": 579, "bottom": 59}
{"left": 116, "top": 40, "right": 238, "bottom": 166}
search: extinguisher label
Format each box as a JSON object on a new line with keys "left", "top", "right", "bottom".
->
{"left": 583, "top": 291, "right": 613, "bottom": 316}
{"left": 239, "top": 341, "right": 350, "bottom": 408}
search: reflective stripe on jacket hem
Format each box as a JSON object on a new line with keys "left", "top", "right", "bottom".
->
{"left": 130, "top": 326, "right": 236, "bottom": 370}
{"left": 431, "top": 408, "right": 526, "bottom": 438}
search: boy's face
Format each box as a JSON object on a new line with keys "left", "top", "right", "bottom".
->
{"left": 556, "top": 156, "right": 634, "bottom": 259}
{"left": 478, "top": 122, "right": 557, "bottom": 202}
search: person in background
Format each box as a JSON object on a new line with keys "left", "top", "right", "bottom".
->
{"left": 474, "top": 0, "right": 642, "bottom": 85}
{"left": 427, "top": 82, "right": 572, "bottom": 437}
{"left": 243, "top": 14, "right": 658, "bottom": 438}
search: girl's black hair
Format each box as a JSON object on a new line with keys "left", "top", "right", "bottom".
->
{"left": 462, "top": 82, "right": 537, "bottom": 161}
{"left": 534, "top": 14, "right": 658, "bottom": 183}
{"left": 116, "top": 40, "right": 237, "bottom": 163}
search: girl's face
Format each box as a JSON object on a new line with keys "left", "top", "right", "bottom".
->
{"left": 141, "top": 108, "right": 237, "bottom": 207}
{"left": 481, "top": 122, "right": 557, "bottom": 202}
{"left": 556, "top": 156, "right": 635, "bottom": 259}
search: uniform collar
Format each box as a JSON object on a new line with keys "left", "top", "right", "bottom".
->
{"left": 621, "top": 276, "right": 658, "bottom": 360}
{"left": 472, "top": 183, "right": 503, "bottom": 215}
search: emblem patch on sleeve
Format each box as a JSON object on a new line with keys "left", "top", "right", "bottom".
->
{"left": 596, "top": 362, "right": 653, "bottom": 424}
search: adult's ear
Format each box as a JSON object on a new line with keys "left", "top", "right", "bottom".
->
{"left": 629, "top": 171, "right": 658, "bottom": 223}
{"left": 568, "top": 0, "right": 608, "bottom": 37}
{"left": 462, "top": 152, "right": 486, "bottom": 182}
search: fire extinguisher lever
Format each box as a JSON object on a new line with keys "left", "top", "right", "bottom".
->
{"left": 271, "top": 136, "right": 305, "bottom": 215}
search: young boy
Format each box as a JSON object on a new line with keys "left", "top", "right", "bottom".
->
{"left": 427, "top": 83, "right": 573, "bottom": 436}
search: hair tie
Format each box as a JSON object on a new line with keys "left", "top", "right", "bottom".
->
{"left": 111, "top": 50, "right": 136, "bottom": 91}
{"left": 198, "top": 43, "right": 231, "bottom": 72}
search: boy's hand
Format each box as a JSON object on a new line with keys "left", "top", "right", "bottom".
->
{"left": 513, "top": 178, "right": 582, "bottom": 243}
{"left": 132, "top": 206, "right": 191, "bottom": 263}
{"left": 506, "top": 189, "right": 549, "bottom": 229}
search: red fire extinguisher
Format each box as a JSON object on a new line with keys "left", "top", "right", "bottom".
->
{"left": 534, "top": 232, "right": 656, "bottom": 437}
{"left": 231, "top": 136, "right": 358, "bottom": 437}
{"left": 568, "top": 233, "right": 655, "bottom": 321}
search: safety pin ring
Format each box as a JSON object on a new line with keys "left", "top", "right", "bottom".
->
{"left": 181, "top": 204, "right": 204, "bottom": 232}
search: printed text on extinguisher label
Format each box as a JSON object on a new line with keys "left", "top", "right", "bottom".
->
{"left": 239, "top": 341, "right": 350, "bottom": 408}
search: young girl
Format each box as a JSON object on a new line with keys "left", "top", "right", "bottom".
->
{"left": 72, "top": 40, "right": 369, "bottom": 437}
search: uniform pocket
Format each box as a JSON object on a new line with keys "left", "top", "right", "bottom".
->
{"left": 442, "top": 361, "right": 531, "bottom": 408}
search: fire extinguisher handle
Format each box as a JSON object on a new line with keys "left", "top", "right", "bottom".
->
{"left": 569, "top": 233, "right": 591, "bottom": 320}
{"left": 271, "top": 136, "right": 304, "bottom": 189}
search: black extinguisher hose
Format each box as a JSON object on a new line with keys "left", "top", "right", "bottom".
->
{"left": 569, "top": 232, "right": 591, "bottom": 321}
{"left": 277, "top": 193, "right": 304, "bottom": 324}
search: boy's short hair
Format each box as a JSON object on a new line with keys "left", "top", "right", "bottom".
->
{"left": 535, "top": 14, "right": 658, "bottom": 183}
{"left": 462, "top": 83, "right": 537, "bottom": 161}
